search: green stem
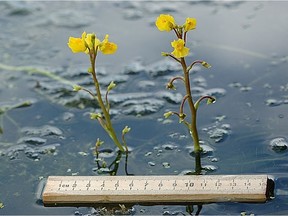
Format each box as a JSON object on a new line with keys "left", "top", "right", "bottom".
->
{"left": 180, "top": 58, "right": 201, "bottom": 153}
{"left": 89, "top": 50, "right": 124, "bottom": 152}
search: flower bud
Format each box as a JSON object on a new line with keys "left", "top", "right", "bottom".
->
{"left": 90, "top": 113, "right": 102, "bottom": 120}
{"left": 202, "top": 61, "right": 211, "bottom": 69}
{"left": 88, "top": 67, "right": 93, "bottom": 73}
{"left": 95, "top": 138, "right": 104, "bottom": 147}
{"left": 164, "top": 111, "right": 173, "bottom": 118}
{"left": 166, "top": 82, "right": 176, "bottom": 90}
{"left": 179, "top": 113, "right": 186, "bottom": 123}
{"left": 107, "top": 81, "right": 116, "bottom": 91}
{"left": 207, "top": 97, "right": 216, "bottom": 105}
{"left": 161, "top": 52, "right": 169, "bottom": 57}
{"left": 122, "top": 126, "right": 131, "bottom": 135}
{"left": 73, "top": 85, "right": 82, "bottom": 91}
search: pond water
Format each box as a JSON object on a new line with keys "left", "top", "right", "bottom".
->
{"left": 0, "top": 1, "right": 288, "bottom": 215}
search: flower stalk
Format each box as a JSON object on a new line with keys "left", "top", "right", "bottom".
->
{"left": 68, "top": 32, "right": 129, "bottom": 152}
{"left": 156, "top": 14, "right": 215, "bottom": 154}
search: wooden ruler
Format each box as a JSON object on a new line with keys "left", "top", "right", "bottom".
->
{"left": 42, "top": 175, "right": 269, "bottom": 206}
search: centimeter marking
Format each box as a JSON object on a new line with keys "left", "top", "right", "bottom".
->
{"left": 42, "top": 175, "right": 268, "bottom": 205}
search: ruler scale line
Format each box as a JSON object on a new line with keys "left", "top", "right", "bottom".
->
{"left": 42, "top": 175, "right": 271, "bottom": 206}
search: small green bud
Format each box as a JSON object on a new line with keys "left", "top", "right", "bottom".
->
{"left": 95, "top": 138, "right": 104, "bottom": 147}
{"left": 166, "top": 82, "right": 176, "bottom": 90}
{"left": 179, "top": 113, "right": 186, "bottom": 123}
{"left": 164, "top": 111, "right": 173, "bottom": 118}
{"left": 122, "top": 126, "right": 131, "bottom": 135}
{"left": 161, "top": 52, "right": 169, "bottom": 57}
{"left": 202, "top": 61, "right": 211, "bottom": 69}
{"left": 88, "top": 67, "right": 93, "bottom": 73}
{"left": 207, "top": 97, "right": 216, "bottom": 105}
{"left": 90, "top": 113, "right": 102, "bottom": 120}
{"left": 73, "top": 85, "right": 82, "bottom": 91}
{"left": 107, "top": 81, "right": 116, "bottom": 91}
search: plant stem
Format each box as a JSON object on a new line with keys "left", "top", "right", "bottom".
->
{"left": 89, "top": 50, "right": 124, "bottom": 152}
{"left": 180, "top": 58, "right": 201, "bottom": 153}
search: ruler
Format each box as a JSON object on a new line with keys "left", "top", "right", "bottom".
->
{"left": 42, "top": 175, "right": 269, "bottom": 206}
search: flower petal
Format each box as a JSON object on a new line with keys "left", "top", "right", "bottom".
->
{"left": 155, "top": 14, "right": 176, "bottom": 32}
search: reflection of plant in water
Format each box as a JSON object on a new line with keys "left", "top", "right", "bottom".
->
{"left": 94, "top": 142, "right": 131, "bottom": 176}
{"left": 68, "top": 32, "right": 130, "bottom": 153}
{"left": 156, "top": 14, "right": 216, "bottom": 164}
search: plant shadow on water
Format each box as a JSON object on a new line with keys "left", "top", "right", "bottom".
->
{"left": 0, "top": 1, "right": 288, "bottom": 215}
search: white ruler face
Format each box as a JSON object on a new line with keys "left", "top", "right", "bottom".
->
{"left": 42, "top": 175, "right": 268, "bottom": 206}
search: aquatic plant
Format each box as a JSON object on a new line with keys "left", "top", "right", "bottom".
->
{"left": 68, "top": 32, "right": 130, "bottom": 152}
{"left": 156, "top": 14, "right": 216, "bottom": 154}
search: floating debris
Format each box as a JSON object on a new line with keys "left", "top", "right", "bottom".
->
{"left": 17, "top": 137, "right": 47, "bottom": 145}
{"left": 78, "top": 151, "right": 88, "bottom": 156}
{"left": 162, "top": 143, "right": 177, "bottom": 150}
{"left": 207, "top": 127, "right": 230, "bottom": 143}
{"left": 210, "top": 157, "right": 219, "bottom": 162}
{"left": 157, "top": 91, "right": 182, "bottom": 104}
{"left": 162, "top": 162, "right": 170, "bottom": 168}
{"left": 192, "top": 76, "right": 207, "bottom": 87}
{"left": 1, "top": 143, "right": 60, "bottom": 160}
{"left": 202, "top": 165, "right": 218, "bottom": 172}
{"left": 147, "top": 59, "right": 181, "bottom": 77}
{"left": 145, "top": 152, "right": 152, "bottom": 156}
{"left": 62, "top": 112, "right": 75, "bottom": 121}
{"left": 240, "top": 86, "right": 253, "bottom": 92}
{"left": 122, "top": 59, "right": 146, "bottom": 75}
{"left": 148, "top": 161, "right": 156, "bottom": 166}
{"left": 122, "top": 98, "right": 164, "bottom": 116}
{"left": 265, "top": 99, "right": 282, "bottom": 107}
{"left": 138, "top": 80, "right": 155, "bottom": 89}
{"left": 270, "top": 137, "right": 288, "bottom": 152}
{"left": 21, "top": 125, "right": 63, "bottom": 137}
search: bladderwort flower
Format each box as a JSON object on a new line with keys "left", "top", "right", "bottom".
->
{"left": 68, "top": 32, "right": 117, "bottom": 55}
{"left": 171, "top": 39, "right": 190, "bottom": 58}
{"left": 67, "top": 32, "right": 87, "bottom": 53}
{"left": 184, "top": 17, "right": 197, "bottom": 32}
{"left": 155, "top": 14, "right": 176, "bottom": 32}
{"left": 155, "top": 14, "right": 216, "bottom": 165}
{"left": 99, "top": 35, "right": 118, "bottom": 55}
{"left": 68, "top": 32, "right": 128, "bottom": 153}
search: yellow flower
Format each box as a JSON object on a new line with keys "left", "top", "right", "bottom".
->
{"left": 155, "top": 14, "right": 176, "bottom": 32}
{"left": 184, "top": 17, "right": 197, "bottom": 32}
{"left": 171, "top": 39, "right": 189, "bottom": 58}
{"left": 68, "top": 32, "right": 102, "bottom": 53}
{"left": 85, "top": 33, "right": 101, "bottom": 50}
{"left": 67, "top": 32, "right": 87, "bottom": 53}
{"left": 99, "top": 35, "right": 118, "bottom": 55}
